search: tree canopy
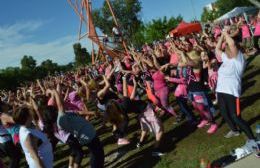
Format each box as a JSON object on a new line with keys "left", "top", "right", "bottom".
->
{"left": 73, "top": 43, "right": 91, "bottom": 67}
{"left": 93, "top": 0, "right": 142, "bottom": 47}
{"left": 21, "top": 55, "right": 37, "bottom": 70}
{"left": 144, "top": 16, "right": 183, "bottom": 44}
{"left": 201, "top": 0, "right": 255, "bottom": 22}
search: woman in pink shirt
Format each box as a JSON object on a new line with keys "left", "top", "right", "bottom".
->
{"left": 239, "top": 17, "right": 252, "bottom": 50}
{"left": 149, "top": 54, "right": 178, "bottom": 118}
{"left": 254, "top": 11, "right": 260, "bottom": 50}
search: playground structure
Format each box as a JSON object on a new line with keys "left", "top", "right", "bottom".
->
{"left": 67, "top": 0, "right": 128, "bottom": 64}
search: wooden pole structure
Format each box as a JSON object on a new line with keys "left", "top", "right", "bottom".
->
{"left": 91, "top": 41, "right": 95, "bottom": 64}
{"left": 105, "top": 0, "right": 129, "bottom": 55}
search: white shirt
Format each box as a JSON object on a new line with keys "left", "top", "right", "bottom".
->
{"left": 19, "top": 126, "right": 53, "bottom": 168}
{"left": 216, "top": 51, "right": 245, "bottom": 97}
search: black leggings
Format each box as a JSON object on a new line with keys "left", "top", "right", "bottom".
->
{"left": 86, "top": 136, "right": 104, "bottom": 168}
{"left": 66, "top": 135, "right": 84, "bottom": 164}
{"left": 0, "top": 141, "right": 21, "bottom": 168}
{"left": 217, "top": 92, "right": 255, "bottom": 139}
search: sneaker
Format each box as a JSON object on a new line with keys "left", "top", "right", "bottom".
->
{"left": 224, "top": 131, "right": 240, "bottom": 139}
{"left": 136, "top": 142, "right": 143, "bottom": 149}
{"left": 197, "top": 120, "right": 209, "bottom": 128}
{"left": 207, "top": 124, "right": 218, "bottom": 134}
{"left": 152, "top": 150, "right": 165, "bottom": 157}
{"left": 117, "top": 138, "right": 130, "bottom": 145}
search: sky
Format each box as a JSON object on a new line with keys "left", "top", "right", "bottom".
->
{"left": 0, "top": 0, "right": 215, "bottom": 69}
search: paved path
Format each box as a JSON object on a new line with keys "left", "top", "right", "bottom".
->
{"left": 225, "top": 154, "right": 260, "bottom": 168}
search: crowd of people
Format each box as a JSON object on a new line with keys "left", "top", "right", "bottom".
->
{"left": 0, "top": 10, "right": 260, "bottom": 168}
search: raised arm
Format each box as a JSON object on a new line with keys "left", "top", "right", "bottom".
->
{"left": 223, "top": 31, "right": 238, "bottom": 57}
{"left": 79, "top": 78, "right": 90, "bottom": 101}
{"left": 37, "top": 79, "right": 46, "bottom": 95}
{"left": 151, "top": 54, "right": 161, "bottom": 70}
{"left": 47, "top": 89, "right": 64, "bottom": 113}
{"left": 130, "top": 78, "right": 137, "bottom": 100}
{"left": 215, "top": 33, "right": 224, "bottom": 60}
{"left": 30, "top": 97, "right": 43, "bottom": 122}
{"left": 97, "top": 76, "right": 110, "bottom": 99}
{"left": 24, "top": 135, "right": 45, "bottom": 168}
{"left": 122, "top": 75, "right": 128, "bottom": 97}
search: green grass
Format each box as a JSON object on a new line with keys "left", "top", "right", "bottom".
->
{"left": 3, "top": 55, "right": 260, "bottom": 168}
{"left": 81, "top": 54, "right": 260, "bottom": 168}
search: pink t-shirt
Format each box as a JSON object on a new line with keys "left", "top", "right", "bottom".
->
{"left": 254, "top": 22, "right": 260, "bottom": 36}
{"left": 105, "top": 65, "right": 112, "bottom": 76}
{"left": 241, "top": 24, "right": 251, "bottom": 38}
{"left": 188, "top": 38, "right": 196, "bottom": 45}
{"left": 67, "top": 91, "right": 84, "bottom": 111}
{"left": 152, "top": 71, "right": 166, "bottom": 90}
{"left": 164, "top": 41, "right": 171, "bottom": 49}
{"left": 214, "top": 27, "right": 221, "bottom": 38}
{"left": 170, "top": 52, "right": 179, "bottom": 65}
{"left": 124, "top": 61, "right": 132, "bottom": 70}
{"left": 38, "top": 120, "right": 70, "bottom": 143}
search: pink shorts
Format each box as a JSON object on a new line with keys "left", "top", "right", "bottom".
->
{"left": 139, "top": 104, "right": 162, "bottom": 134}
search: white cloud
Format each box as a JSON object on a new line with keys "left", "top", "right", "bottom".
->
{"left": 0, "top": 21, "right": 44, "bottom": 48}
{"left": 0, "top": 21, "right": 92, "bottom": 69}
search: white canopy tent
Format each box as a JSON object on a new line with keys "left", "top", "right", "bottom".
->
{"left": 214, "top": 7, "right": 258, "bottom": 22}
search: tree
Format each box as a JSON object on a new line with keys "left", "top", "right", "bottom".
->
{"left": 20, "top": 55, "right": 36, "bottom": 70}
{"left": 40, "top": 59, "right": 59, "bottom": 75}
{"left": 144, "top": 16, "right": 183, "bottom": 43}
{"left": 201, "top": 8, "right": 220, "bottom": 22}
{"left": 73, "top": 43, "right": 91, "bottom": 67}
{"left": 93, "top": 0, "right": 142, "bottom": 47}
{"left": 248, "top": 0, "right": 260, "bottom": 8}
{"left": 215, "top": 0, "right": 252, "bottom": 17}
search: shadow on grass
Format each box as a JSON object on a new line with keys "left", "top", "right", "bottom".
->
{"left": 240, "top": 92, "right": 260, "bottom": 111}
{"left": 108, "top": 145, "right": 160, "bottom": 168}
{"left": 243, "top": 69, "right": 260, "bottom": 82}
{"left": 109, "top": 121, "right": 197, "bottom": 168}
{"left": 248, "top": 114, "right": 260, "bottom": 126}
{"left": 242, "top": 80, "right": 256, "bottom": 94}
{"left": 245, "top": 55, "right": 257, "bottom": 67}
{"left": 163, "top": 121, "right": 197, "bottom": 150}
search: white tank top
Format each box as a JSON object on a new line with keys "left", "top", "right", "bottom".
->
{"left": 19, "top": 126, "right": 53, "bottom": 168}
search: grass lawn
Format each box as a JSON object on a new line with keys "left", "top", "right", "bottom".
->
{"left": 80, "top": 54, "right": 260, "bottom": 168}
{"left": 3, "top": 55, "right": 260, "bottom": 168}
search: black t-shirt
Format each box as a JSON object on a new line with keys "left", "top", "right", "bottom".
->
{"left": 118, "top": 97, "right": 147, "bottom": 114}
{"left": 186, "top": 67, "right": 206, "bottom": 92}
{"left": 98, "top": 91, "right": 118, "bottom": 105}
{"left": 157, "top": 56, "right": 169, "bottom": 66}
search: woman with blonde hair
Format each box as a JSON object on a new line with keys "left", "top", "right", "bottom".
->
{"left": 182, "top": 49, "right": 218, "bottom": 134}
{"left": 165, "top": 43, "right": 197, "bottom": 124}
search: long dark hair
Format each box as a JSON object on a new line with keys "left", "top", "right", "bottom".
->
{"left": 41, "top": 106, "right": 58, "bottom": 140}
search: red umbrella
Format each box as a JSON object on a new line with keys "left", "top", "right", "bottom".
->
{"left": 170, "top": 21, "right": 202, "bottom": 37}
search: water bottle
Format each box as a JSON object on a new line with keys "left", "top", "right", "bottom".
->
{"left": 256, "top": 124, "right": 260, "bottom": 141}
